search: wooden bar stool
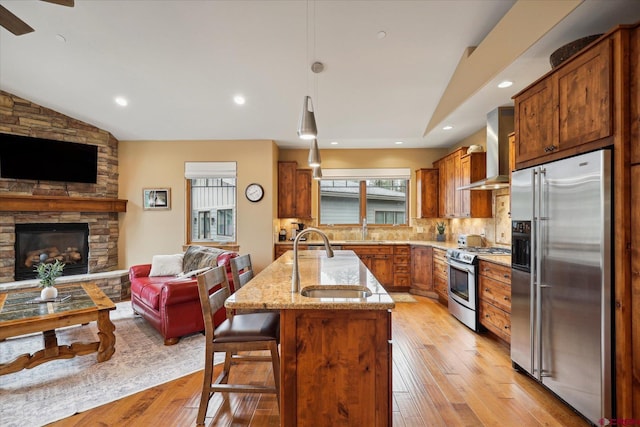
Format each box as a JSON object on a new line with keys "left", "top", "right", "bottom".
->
{"left": 195, "top": 266, "right": 280, "bottom": 425}
{"left": 230, "top": 254, "right": 254, "bottom": 290}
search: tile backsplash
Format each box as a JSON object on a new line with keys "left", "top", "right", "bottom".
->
{"left": 277, "top": 189, "right": 511, "bottom": 247}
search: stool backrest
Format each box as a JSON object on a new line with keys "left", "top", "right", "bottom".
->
{"left": 196, "top": 266, "right": 230, "bottom": 336}
{"left": 230, "top": 254, "right": 253, "bottom": 290}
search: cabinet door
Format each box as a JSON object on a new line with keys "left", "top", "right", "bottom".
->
{"left": 416, "top": 169, "right": 438, "bottom": 218}
{"left": 631, "top": 28, "right": 640, "bottom": 165}
{"left": 453, "top": 151, "right": 464, "bottom": 217}
{"left": 278, "top": 162, "right": 297, "bottom": 218}
{"left": 410, "top": 246, "right": 433, "bottom": 295}
{"left": 556, "top": 39, "right": 612, "bottom": 150}
{"left": 294, "top": 169, "right": 312, "bottom": 218}
{"left": 460, "top": 156, "right": 471, "bottom": 216}
{"left": 515, "top": 78, "right": 555, "bottom": 165}
{"left": 445, "top": 155, "right": 455, "bottom": 217}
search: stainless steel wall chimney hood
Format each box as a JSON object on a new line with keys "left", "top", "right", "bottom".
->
{"left": 459, "top": 106, "right": 514, "bottom": 190}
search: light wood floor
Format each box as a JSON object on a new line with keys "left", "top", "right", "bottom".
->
{"left": 50, "top": 295, "right": 589, "bottom": 426}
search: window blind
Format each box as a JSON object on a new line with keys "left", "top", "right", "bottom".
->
{"left": 184, "top": 162, "right": 237, "bottom": 179}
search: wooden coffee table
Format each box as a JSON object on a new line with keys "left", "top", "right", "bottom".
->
{"left": 0, "top": 282, "right": 116, "bottom": 375}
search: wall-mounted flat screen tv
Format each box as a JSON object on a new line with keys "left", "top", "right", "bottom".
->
{"left": 0, "top": 133, "right": 98, "bottom": 184}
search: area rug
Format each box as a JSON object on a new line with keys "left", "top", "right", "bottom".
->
{"left": 0, "top": 301, "right": 220, "bottom": 427}
{"left": 389, "top": 292, "right": 418, "bottom": 303}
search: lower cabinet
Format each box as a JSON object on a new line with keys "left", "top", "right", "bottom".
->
{"left": 393, "top": 245, "right": 411, "bottom": 290}
{"left": 342, "top": 245, "right": 394, "bottom": 288}
{"left": 478, "top": 260, "right": 512, "bottom": 343}
{"left": 410, "top": 245, "right": 433, "bottom": 297}
{"left": 432, "top": 248, "right": 448, "bottom": 303}
{"left": 280, "top": 309, "right": 392, "bottom": 426}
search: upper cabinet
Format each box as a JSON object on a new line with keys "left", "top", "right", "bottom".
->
{"left": 514, "top": 37, "right": 613, "bottom": 169}
{"left": 415, "top": 168, "right": 439, "bottom": 218}
{"left": 278, "top": 161, "right": 311, "bottom": 218}
{"left": 433, "top": 148, "right": 491, "bottom": 218}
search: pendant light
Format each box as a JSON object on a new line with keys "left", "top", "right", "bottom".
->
{"left": 297, "top": 96, "right": 317, "bottom": 140}
{"left": 312, "top": 166, "right": 322, "bottom": 180}
{"left": 308, "top": 138, "right": 321, "bottom": 167}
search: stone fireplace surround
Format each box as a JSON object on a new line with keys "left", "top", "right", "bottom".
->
{"left": 0, "top": 91, "right": 129, "bottom": 301}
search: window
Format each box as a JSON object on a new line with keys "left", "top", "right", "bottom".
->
{"left": 185, "top": 162, "right": 236, "bottom": 243}
{"left": 319, "top": 169, "right": 410, "bottom": 225}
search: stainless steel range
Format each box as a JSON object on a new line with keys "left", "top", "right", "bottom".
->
{"left": 446, "top": 246, "right": 511, "bottom": 331}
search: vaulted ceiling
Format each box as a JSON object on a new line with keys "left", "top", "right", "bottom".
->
{"left": 1, "top": 0, "right": 638, "bottom": 149}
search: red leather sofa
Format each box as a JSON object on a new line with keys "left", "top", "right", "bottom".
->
{"left": 129, "top": 246, "right": 238, "bottom": 345}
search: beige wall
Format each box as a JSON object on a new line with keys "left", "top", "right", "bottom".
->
{"left": 118, "top": 139, "right": 278, "bottom": 271}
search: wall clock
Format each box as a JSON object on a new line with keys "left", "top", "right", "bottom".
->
{"left": 245, "top": 183, "right": 264, "bottom": 202}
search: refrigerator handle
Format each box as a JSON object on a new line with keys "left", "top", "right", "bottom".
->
{"left": 535, "top": 167, "right": 546, "bottom": 381}
{"left": 529, "top": 168, "right": 537, "bottom": 376}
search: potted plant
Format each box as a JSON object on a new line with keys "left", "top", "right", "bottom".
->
{"left": 35, "top": 259, "right": 65, "bottom": 300}
{"left": 436, "top": 221, "right": 446, "bottom": 242}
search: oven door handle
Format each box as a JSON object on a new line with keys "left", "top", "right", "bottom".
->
{"left": 445, "top": 260, "right": 474, "bottom": 275}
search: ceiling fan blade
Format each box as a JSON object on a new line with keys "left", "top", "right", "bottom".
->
{"left": 41, "top": 0, "right": 75, "bottom": 6}
{"left": 0, "top": 5, "right": 34, "bottom": 36}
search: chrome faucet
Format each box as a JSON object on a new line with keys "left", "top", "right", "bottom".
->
{"left": 291, "top": 227, "right": 334, "bottom": 293}
{"left": 362, "top": 217, "right": 368, "bottom": 240}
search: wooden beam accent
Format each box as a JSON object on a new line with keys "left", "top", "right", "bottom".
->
{"left": 0, "top": 195, "right": 127, "bottom": 212}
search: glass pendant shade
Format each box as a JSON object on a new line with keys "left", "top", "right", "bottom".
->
{"left": 308, "top": 138, "right": 321, "bottom": 167}
{"left": 312, "top": 166, "right": 322, "bottom": 180}
{"left": 297, "top": 96, "right": 317, "bottom": 140}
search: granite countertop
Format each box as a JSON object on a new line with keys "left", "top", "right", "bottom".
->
{"left": 275, "top": 240, "right": 512, "bottom": 267}
{"left": 226, "top": 250, "right": 395, "bottom": 310}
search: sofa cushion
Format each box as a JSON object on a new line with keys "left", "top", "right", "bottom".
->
{"left": 149, "top": 254, "right": 184, "bottom": 277}
{"left": 130, "top": 276, "right": 171, "bottom": 310}
{"left": 182, "top": 246, "right": 227, "bottom": 273}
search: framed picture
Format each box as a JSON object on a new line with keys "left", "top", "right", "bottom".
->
{"left": 143, "top": 188, "right": 171, "bottom": 210}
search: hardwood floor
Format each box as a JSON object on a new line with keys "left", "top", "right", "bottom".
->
{"left": 50, "top": 295, "right": 589, "bottom": 426}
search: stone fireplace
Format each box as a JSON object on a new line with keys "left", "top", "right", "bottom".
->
{"left": 14, "top": 223, "right": 90, "bottom": 280}
{"left": 0, "top": 91, "right": 129, "bottom": 300}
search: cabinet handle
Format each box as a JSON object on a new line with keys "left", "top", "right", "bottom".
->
{"left": 485, "top": 314, "right": 490, "bottom": 318}
{"left": 504, "top": 325, "right": 510, "bottom": 330}
{"left": 483, "top": 268, "right": 490, "bottom": 272}
{"left": 503, "top": 296, "right": 509, "bottom": 300}
{"left": 503, "top": 274, "right": 510, "bottom": 278}
{"left": 485, "top": 288, "right": 490, "bottom": 292}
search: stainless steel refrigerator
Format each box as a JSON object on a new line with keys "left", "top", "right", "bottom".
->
{"left": 510, "top": 149, "right": 613, "bottom": 425}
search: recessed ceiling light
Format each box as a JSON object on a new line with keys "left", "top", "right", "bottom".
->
{"left": 377, "top": 31, "right": 387, "bottom": 39}
{"left": 114, "top": 96, "right": 128, "bottom": 107}
{"left": 394, "top": 141, "right": 403, "bottom": 145}
{"left": 233, "top": 95, "right": 245, "bottom": 105}
{"left": 498, "top": 80, "right": 513, "bottom": 88}
{"left": 330, "top": 141, "right": 338, "bottom": 145}
{"left": 442, "top": 125, "right": 453, "bottom": 130}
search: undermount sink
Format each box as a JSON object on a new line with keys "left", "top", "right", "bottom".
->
{"left": 300, "top": 286, "right": 372, "bottom": 299}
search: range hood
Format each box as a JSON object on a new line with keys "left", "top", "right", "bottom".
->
{"left": 459, "top": 106, "right": 514, "bottom": 190}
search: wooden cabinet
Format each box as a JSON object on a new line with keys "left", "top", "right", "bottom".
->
{"left": 432, "top": 248, "right": 448, "bottom": 303}
{"left": 478, "top": 260, "right": 512, "bottom": 343}
{"left": 393, "top": 245, "right": 410, "bottom": 290}
{"left": 434, "top": 148, "right": 490, "bottom": 218}
{"left": 410, "top": 245, "right": 433, "bottom": 297}
{"left": 632, "top": 27, "right": 640, "bottom": 166}
{"left": 514, "top": 38, "right": 613, "bottom": 169}
{"left": 342, "top": 245, "right": 394, "bottom": 288}
{"left": 460, "top": 153, "right": 492, "bottom": 217}
{"left": 415, "top": 168, "right": 439, "bottom": 218}
{"left": 277, "top": 161, "right": 311, "bottom": 218}
{"left": 281, "top": 309, "right": 391, "bottom": 426}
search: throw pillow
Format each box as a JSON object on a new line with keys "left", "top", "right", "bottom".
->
{"left": 149, "top": 254, "right": 184, "bottom": 277}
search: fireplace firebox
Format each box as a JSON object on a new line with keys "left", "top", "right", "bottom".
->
{"left": 14, "top": 223, "right": 90, "bottom": 280}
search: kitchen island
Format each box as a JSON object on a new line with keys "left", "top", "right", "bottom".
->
{"left": 226, "top": 250, "right": 395, "bottom": 427}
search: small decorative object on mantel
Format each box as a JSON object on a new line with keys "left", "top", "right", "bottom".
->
{"left": 549, "top": 34, "right": 603, "bottom": 68}
{"left": 436, "top": 222, "right": 446, "bottom": 242}
{"left": 35, "top": 259, "right": 65, "bottom": 300}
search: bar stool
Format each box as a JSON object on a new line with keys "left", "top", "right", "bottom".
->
{"left": 195, "top": 266, "right": 280, "bottom": 425}
{"left": 230, "top": 254, "right": 253, "bottom": 290}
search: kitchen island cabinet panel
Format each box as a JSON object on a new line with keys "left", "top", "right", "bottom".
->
{"left": 280, "top": 309, "right": 392, "bottom": 427}
{"left": 632, "top": 27, "right": 640, "bottom": 165}
{"left": 342, "top": 245, "right": 394, "bottom": 288}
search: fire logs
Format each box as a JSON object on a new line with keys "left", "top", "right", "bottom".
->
{"left": 24, "top": 246, "right": 83, "bottom": 268}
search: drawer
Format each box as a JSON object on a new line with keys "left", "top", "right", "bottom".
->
{"left": 394, "top": 273, "right": 410, "bottom": 287}
{"left": 434, "top": 274, "right": 448, "bottom": 300}
{"left": 479, "top": 300, "right": 511, "bottom": 343}
{"left": 479, "top": 276, "right": 511, "bottom": 313}
{"left": 433, "top": 260, "right": 447, "bottom": 277}
{"left": 478, "top": 260, "right": 511, "bottom": 284}
{"left": 394, "top": 255, "right": 410, "bottom": 265}
{"left": 394, "top": 245, "right": 410, "bottom": 256}
{"left": 394, "top": 264, "right": 409, "bottom": 274}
